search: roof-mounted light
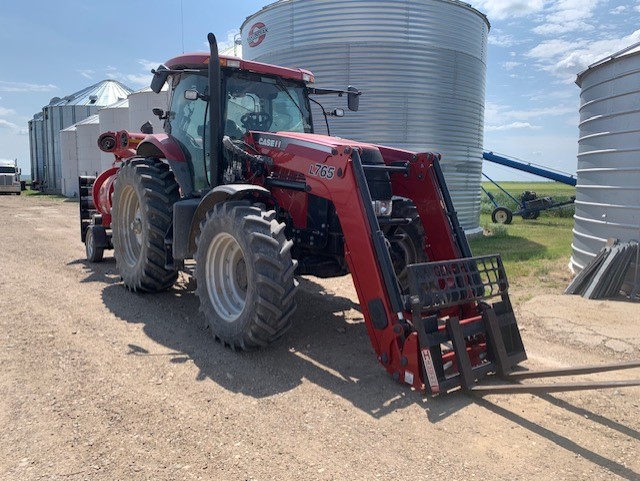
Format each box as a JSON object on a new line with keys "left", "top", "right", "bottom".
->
{"left": 220, "top": 58, "right": 241, "bottom": 69}
{"left": 302, "top": 72, "right": 314, "bottom": 84}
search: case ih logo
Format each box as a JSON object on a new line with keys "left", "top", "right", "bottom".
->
{"left": 248, "top": 22, "right": 268, "bottom": 47}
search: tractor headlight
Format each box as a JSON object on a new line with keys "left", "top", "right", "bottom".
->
{"left": 372, "top": 199, "right": 393, "bottom": 217}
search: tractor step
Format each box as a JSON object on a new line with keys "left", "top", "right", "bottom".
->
{"left": 79, "top": 175, "right": 97, "bottom": 243}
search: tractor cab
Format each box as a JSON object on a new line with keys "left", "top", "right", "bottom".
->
{"left": 149, "top": 50, "right": 358, "bottom": 197}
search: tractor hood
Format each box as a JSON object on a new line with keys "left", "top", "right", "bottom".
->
{"left": 250, "top": 131, "right": 419, "bottom": 160}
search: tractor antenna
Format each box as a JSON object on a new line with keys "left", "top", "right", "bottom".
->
{"left": 180, "top": 0, "right": 185, "bottom": 53}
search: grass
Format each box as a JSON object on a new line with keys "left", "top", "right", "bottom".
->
{"left": 469, "top": 213, "right": 574, "bottom": 288}
{"left": 23, "top": 188, "right": 71, "bottom": 201}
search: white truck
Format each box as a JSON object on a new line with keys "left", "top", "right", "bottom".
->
{"left": 0, "top": 159, "right": 22, "bottom": 195}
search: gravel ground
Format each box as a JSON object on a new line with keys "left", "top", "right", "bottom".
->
{"left": 1, "top": 194, "right": 639, "bottom": 481}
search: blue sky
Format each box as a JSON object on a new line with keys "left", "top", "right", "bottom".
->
{"left": 1, "top": 0, "right": 639, "bottom": 181}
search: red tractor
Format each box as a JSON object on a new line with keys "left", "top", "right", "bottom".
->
{"left": 80, "top": 34, "right": 640, "bottom": 394}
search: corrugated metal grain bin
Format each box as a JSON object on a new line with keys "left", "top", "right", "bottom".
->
{"left": 75, "top": 115, "right": 102, "bottom": 181}
{"left": 28, "top": 113, "right": 45, "bottom": 184}
{"left": 572, "top": 44, "right": 640, "bottom": 274}
{"left": 60, "top": 125, "right": 78, "bottom": 197}
{"left": 128, "top": 86, "right": 169, "bottom": 134}
{"left": 37, "top": 80, "right": 131, "bottom": 192}
{"left": 241, "top": 0, "right": 489, "bottom": 233}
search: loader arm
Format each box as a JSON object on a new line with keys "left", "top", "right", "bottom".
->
{"left": 247, "top": 132, "right": 518, "bottom": 391}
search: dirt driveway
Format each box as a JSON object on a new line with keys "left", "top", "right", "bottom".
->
{"left": 1, "top": 194, "right": 639, "bottom": 480}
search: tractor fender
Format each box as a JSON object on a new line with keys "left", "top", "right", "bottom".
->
{"left": 136, "top": 134, "right": 193, "bottom": 196}
{"left": 173, "top": 184, "right": 271, "bottom": 260}
{"left": 136, "top": 134, "right": 186, "bottom": 161}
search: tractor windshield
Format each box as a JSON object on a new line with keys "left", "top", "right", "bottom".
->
{"left": 224, "top": 72, "right": 312, "bottom": 138}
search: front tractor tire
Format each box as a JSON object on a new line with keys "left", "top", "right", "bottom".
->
{"left": 388, "top": 199, "right": 428, "bottom": 292}
{"left": 195, "top": 201, "right": 297, "bottom": 350}
{"left": 112, "top": 158, "right": 180, "bottom": 292}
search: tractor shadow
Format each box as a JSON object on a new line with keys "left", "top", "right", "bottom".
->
{"left": 81, "top": 258, "right": 640, "bottom": 476}
{"left": 92, "top": 263, "right": 473, "bottom": 420}
{"left": 69, "top": 258, "right": 120, "bottom": 286}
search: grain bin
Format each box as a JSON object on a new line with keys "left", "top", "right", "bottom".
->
{"left": 38, "top": 80, "right": 131, "bottom": 192}
{"left": 75, "top": 115, "right": 102, "bottom": 180}
{"left": 28, "top": 113, "right": 45, "bottom": 185}
{"left": 128, "top": 86, "right": 169, "bottom": 134}
{"left": 240, "top": 0, "right": 489, "bottom": 233}
{"left": 572, "top": 44, "right": 640, "bottom": 274}
{"left": 60, "top": 125, "right": 78, "bottom": 197}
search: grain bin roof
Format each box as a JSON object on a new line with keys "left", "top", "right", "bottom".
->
{"left": 48, "top": 80, "right": 132, "bottom": 107}
{"left": 576, "top": 41, "right": 640, "bottom": 86}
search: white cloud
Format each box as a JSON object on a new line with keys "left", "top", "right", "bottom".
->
{"left": 78, "top": 69, "right": 94, "bottom": 80}
{"left": 0, "top": 81, "right": 57, "bottom": 92}
{"left": 0, "top": 119, "right": 18, "bottom": 129}
{"left": 489, "top": 32, "right": 523, "bottom": 47}
{"left": 218, "top": 30, "right": 241, "bottom": 55}
{"left": 104, "top": 60, "right": 162, "bottom": 88}
{"left": 507, "top": 105, "right": 576, "bottom": 119}
{"left": 485, "top": 101, "right": 576, "bottom": 128}
{"left": 503, "top": 61, "right": 522, "bottom": 71}
{"left": 106, "top": 71, "right": 152, "bottom": 88}
{"left": 527, "top": 29, "right": 640, "bottom": 82}
{"left": 0, "top": 106, "right": 15, "bottom": 115}
{"left": 532, "top": 0, "right": 600, "bottom": 35}
{"left": 486, "top": 121, "right": 540, "bottom": 131}
{"left": 610, "top": 6, "right": 627, "bottom": 15}
{"left": 472, "top": 0, "right": 546, "bottom": 20}
{"left": 137, "top": 59, "right": 161, "bottom": 73}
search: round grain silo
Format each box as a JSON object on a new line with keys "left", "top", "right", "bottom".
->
{"left": 28, "top": 113, "right": 45, "bottom": 184}
{"left": 128, "top": 86, "right": 169, "bottom": 134}
{"left": 75, "top": 115, "right": 102, "bottom": 179}
{"left": 60, "top": 125, "right": 78, "bottom": 197}
{"left": 98, "top": 98, "right": 130, "bottom": 171}
{"left": 571, "top": 44, "right": 640, "bottom": 274}
{"left": 240, "top": 0, "right": 489, "bottom": 233}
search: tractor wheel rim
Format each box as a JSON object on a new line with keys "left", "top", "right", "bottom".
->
{"left": 496, "top": 211, "right": 507, "bottom": 223}
{"left": 392, "top": 233, "right": 416, "bottom": 280}
{"left": 205, "top": 232, "right": 247, "bottom": 322}
{"left": 86, "top": 229, "right": 94, "bottom": 258}
{"left": 119, "top": 185, "right": 142, "bottom": 266}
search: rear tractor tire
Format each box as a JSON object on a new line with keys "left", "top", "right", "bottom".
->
{"left": 195, "top": 201, "right": 298, "bottom": 350}
{"left": 111, "top": 158, "right": 180, "bottom": 292}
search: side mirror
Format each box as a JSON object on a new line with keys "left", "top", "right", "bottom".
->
{"left": 150, "top": 65, "right": 169, "bottom": 93}
{"left": 347, "top": 86, "right": 360, "bottom": 112}
{"left": 152, "top": 108, "right": 165, "bottom": 120}
{"left": 329, "top": 108, "right": 345, "bottom": 117}
{"left": 184, "top": 89, "right": 209, "bottom": 101}
{"left": 184, "top": 89, "right": 199, "bottom": 101}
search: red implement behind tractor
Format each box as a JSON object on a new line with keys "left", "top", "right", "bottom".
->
{"left": 79, "top": 34, "right": 640, "bottom": 394}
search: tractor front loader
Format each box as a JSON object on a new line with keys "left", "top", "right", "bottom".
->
{"left": 80, "top": 33, "right": 640, "bottom": 394}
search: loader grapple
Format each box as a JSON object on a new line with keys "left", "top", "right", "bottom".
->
{"left": 407, "top": 255, "right": 526, "bottom": 394}
{"left": 407, "top": 254, "right": 508, "bottom": 311}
